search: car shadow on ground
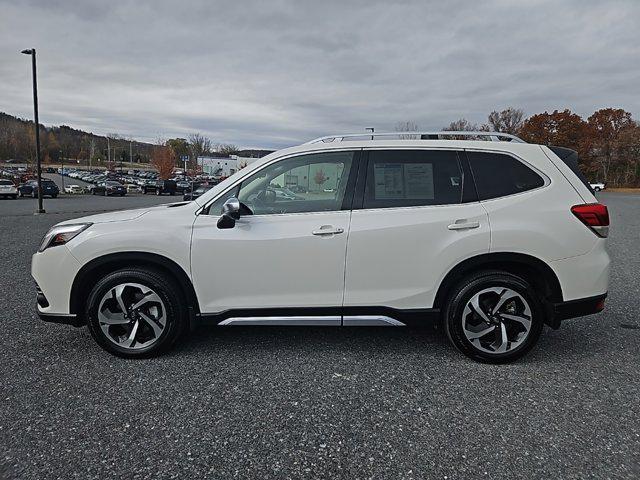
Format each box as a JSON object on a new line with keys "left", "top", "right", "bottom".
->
{"left": 32, "top": 319, "right": 604, "bottom": 365}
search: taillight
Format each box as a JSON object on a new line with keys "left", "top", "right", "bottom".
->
{"left": 571, "top": 203, "right": 609, "bottom": 238}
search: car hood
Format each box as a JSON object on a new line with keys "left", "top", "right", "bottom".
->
{"left": 57, "top": 202, "right": 194, "bottom": 225}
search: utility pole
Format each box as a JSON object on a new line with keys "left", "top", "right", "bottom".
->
{"left": 21, "top": 48, "right": 45, "bottom": 214}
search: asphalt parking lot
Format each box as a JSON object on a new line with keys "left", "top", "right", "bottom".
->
{"left": 1, "top": 192, "right": 638, "bottom": 479}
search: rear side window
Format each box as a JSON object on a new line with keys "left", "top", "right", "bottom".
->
{"left": 363, "top": 150, "right": 462, "bottom": 209}
{"left": 468, "top": 152, "right": 544, "bottom": 200}
{"left": 548, "top": 146, "right": 594, "bottom": 194}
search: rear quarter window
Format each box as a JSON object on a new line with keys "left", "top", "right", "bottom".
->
{"left": 467, "top": 151, "right": 544, "bottom": 200}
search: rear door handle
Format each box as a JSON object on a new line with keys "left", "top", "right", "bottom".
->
{"left": 312, "top": 225, "right": 344, "bottom": 236}
{"left": 448, "top": 220, "right": 480, "bottom": 230}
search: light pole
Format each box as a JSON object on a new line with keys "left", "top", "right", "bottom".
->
{"left": 21, "top": 48, "right": 45, "bottom": 214}
{"left": 60, "top": 149, "right": 64, "bottom": 190}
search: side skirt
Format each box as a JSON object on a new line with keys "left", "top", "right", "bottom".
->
{"left": 196, "top": 307, "right": 441, "bottom": 327}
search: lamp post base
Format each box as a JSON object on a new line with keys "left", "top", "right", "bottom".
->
{"left": 34, "top": 209, "right": 46, "bottom": 215}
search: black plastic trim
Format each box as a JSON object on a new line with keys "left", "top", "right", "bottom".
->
{"left": 37, "top": 312, "right": 83, "bottom": 328}
{"left": 553, "top": 293, "right": 606, "bottom": 321}
{"left": 69, "top": 252, "right": 200, "bottom": 322}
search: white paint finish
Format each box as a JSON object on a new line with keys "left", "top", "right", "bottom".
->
{"left": 31, "top": 245, "right": 82, "bottom": 314}
{"left": 191, "top": 211, "right": 350, "bottom": 313}
{"left": 549, "top": 240, "right": 610, "bottom": 301}
{"left": 31, "top": 138, "right": 611, "bottom": 320}
{"left": 344, "top": 203, "right": 490, "bottom": 309}
{"left": 479, "top": 147, "right": 597, "bottom": 262}
{"left": 65, "top": 205, "right": 196, "bottom": 274}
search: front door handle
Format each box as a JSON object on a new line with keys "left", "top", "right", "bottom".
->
{"left": 448, "top": 220, "right": 480, "bottom": 230}
{"left": 312, "top": 225, "right": 344, "bottom": 236}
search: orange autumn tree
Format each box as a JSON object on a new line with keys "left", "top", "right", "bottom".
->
{"left": 151, "top": 144, "right": 177, "bottom": 180}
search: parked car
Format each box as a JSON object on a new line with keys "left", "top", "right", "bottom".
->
{"left": 32, "top": 131, "right": 610, "bottom": 362}
{"left": 91, "top": 181, "right": 127, "bottom": 196}
{"left": 64, "top": 184, "right": 85, "bottom": 194}
{"left": 183, "top": 184, "right": 213, "bottom": 201}
{"left": 143, "top": 179, "right": 177, "bottom": 195}
{"left": 125, "top": 183, "right": 142, "bottom": 193}
{"left": 590, "top": 182, "right": 606, "bottom": 192}
{"left": 0, "top": 179, "right": 18, "bottom": 199}
{"left": 18, "top": 178, "right": 59, "bottom": 198}
{"left": 175, "top": 180, "right": 191, "bottom": 193}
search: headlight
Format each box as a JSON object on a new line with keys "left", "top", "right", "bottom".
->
{"left": 38, "top": 223, "right": 92, "bottom": 252}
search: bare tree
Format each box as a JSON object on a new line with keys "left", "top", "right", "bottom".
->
{"left": 444, "top": 118, "right": 479, "bottom": 131}
{"left": 187, "top": 133, "right": 213, "bottom": 170}
{"left": 395, "top": 121, "right": 419, "bottom": 139}
{"left": 487, "top": 107, "right": 525, "bottom": 134}
{"left": 215, "top": 143, "right": 240, "bottom": 156}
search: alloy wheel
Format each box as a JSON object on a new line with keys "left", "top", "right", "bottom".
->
{"left": 461, "top": 287, "right": 532, "bottom": 354}
{"left": 97, "top": 282, "right": 167, "bottom": 350}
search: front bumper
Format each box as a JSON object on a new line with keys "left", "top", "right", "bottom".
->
{"left": 37, "top": 311, "right": 83, "bottom": 327}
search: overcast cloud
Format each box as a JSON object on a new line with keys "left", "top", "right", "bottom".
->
{"left": 1, "top": 0, "right": 639, "bottom": 149}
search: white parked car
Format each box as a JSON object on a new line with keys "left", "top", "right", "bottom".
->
{"left": 590, "top": 182, "right": 606, "bottom": 192}
{"left": 0, "top": 179, "right": 18, "bottom": 199}
{"left": 31, "top": 132, "right": 610, "bottom": 363}
{"left": 125, "top": 183, "right": 142, "bottom": 193}
{"left": 64, "top": 184, "right": 84, "bottom": 194}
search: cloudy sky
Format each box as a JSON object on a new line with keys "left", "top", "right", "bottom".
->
{"left": 1, "top": 0, "right": 639, "bottom": 149}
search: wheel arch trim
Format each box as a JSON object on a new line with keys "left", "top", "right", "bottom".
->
{"left": 433, "top": 252, "right": 564, "bottom": 309}
{"left": 69, "top": 251, "right": 200, "bottom": 319}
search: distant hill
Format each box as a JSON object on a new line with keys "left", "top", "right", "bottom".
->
{"left": 0, "top": 111, "right": 154, "bottom": 165}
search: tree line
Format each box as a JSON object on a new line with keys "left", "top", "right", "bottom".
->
{"left": 0, "top": 112, "right": 155, "bottom": 166}
{"left": 398, "top": 107, "right": 640, "bottom": 187}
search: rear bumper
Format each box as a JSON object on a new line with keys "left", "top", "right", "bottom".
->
{"left": 553, "top": 293, "right": 607, "bottom": 321}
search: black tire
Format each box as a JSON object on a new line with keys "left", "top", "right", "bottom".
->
{"left": 443, "top": 271, "right": 544, "bottom": 364}
{"left": 11, "top": 195, "right": 17, "bottom": 200}
{"left": 51, "top": 194, "right": 57, "bottom": 199}
{"left": 85, "top": 268, "right": 188, "bottom": 358}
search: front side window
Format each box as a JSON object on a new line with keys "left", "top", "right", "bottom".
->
{"left": 467, "top": 152, "right": 544, "bottom": 200}
{"left": 363, "top": 150, "right": 462, "bottom": 209}
{"left": 211, "top": 151, "right": 354, "bottom": 216}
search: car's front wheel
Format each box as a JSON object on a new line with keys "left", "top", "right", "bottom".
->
{"left": 85, "top": 268, "right": 188, "bottom": 357}
{"left": 444, "top": 271, "right": 544, "bottom": 363}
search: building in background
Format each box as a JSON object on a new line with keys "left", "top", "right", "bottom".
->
{"left": 197, "top": 155, "right": 261, "bottom": 177}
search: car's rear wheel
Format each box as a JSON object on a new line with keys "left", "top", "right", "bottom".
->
{"left": 86, "top": 268, "right": 188, "bottom": 358}
{"left": 444, "top": 271, "right": 544, "bottom": 363}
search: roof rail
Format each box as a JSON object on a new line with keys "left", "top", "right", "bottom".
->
{"left": 306, "top": 131, "right": 526, "bottom": 144}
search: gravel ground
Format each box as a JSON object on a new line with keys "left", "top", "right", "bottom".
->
{"left": 0, "top": 192, "right": 638, "bottom": 480}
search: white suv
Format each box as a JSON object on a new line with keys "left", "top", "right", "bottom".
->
{"left": 31, "top": 132, "right": 610, "bottom": 363}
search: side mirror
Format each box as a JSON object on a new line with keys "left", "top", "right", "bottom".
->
{"left": 217, "top": 197, "right": 241, "bottom": 229}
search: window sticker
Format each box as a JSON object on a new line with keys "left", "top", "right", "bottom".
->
{"left": 373, "top": 162, "right": 434, "bottom": 200}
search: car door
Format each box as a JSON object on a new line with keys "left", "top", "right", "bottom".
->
{"left": 343, "top": 148, "right": 490, "bottom": 316}
{"left": 191, "top": 150, "right": 360, "bottom": 322}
